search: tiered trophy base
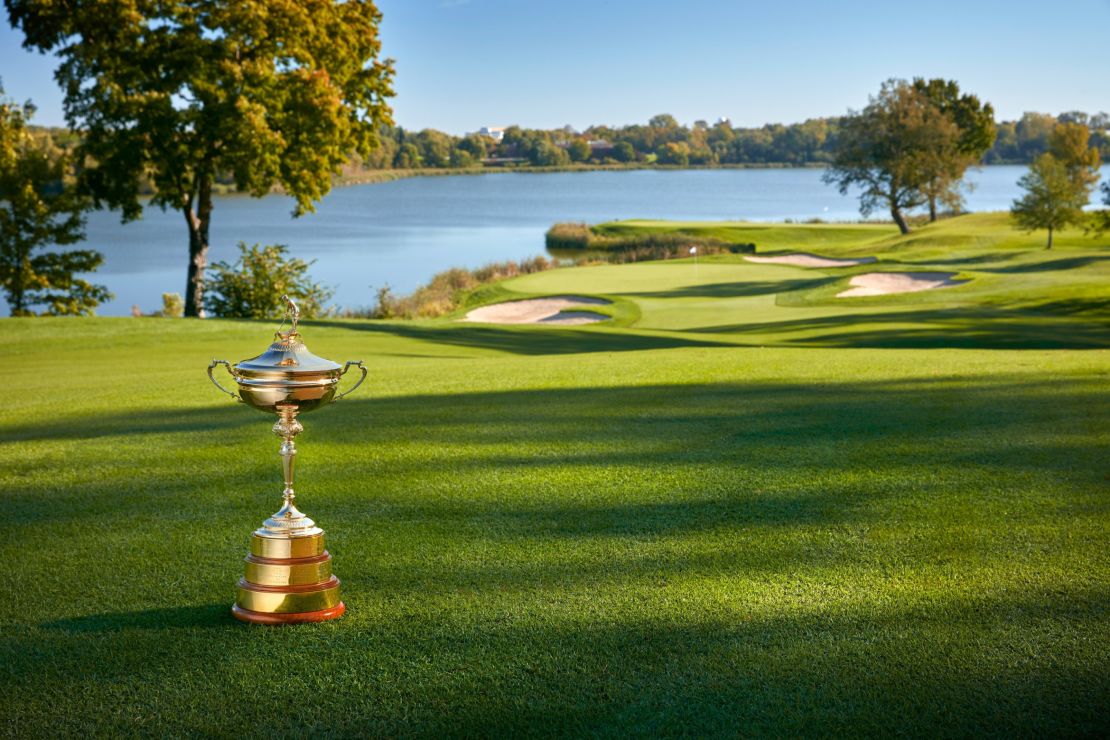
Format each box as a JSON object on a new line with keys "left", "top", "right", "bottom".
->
{"left": 231, "top": 529, "right": 345, "bottom": 625}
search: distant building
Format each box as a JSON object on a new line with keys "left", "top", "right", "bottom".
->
{"left": 477, "top": 126, "right": 507, "bottom": 142}
{"left": 588, "top": 139, "right": 614, "bottom": 156}
{"left": 716, "top": 116, "right": 732, "bottom": 127}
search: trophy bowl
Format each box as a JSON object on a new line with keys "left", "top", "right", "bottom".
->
{"left": 206, "top": 296, "right": 366, "bottom": 625}
{"left": 207, "top": 327, "right": 365, "bottom": 415}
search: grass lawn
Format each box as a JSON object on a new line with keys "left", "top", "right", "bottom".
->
{"left": 2, "top": 213, "right": 1108, "bottom": 736}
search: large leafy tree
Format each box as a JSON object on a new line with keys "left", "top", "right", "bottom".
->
{"left": 911, "top": 78, "right": 996, "bottom": 221}
{"left": 0, "top": 85, "right": 110, "bottom": 316}
{"left": 6, "top": 0, "right": 395, "bottom": 316}
{"left": 824, "top": 79, "right": 959, "bottom": 234}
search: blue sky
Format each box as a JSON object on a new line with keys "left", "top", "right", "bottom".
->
{"left": 2, "top": 0, "right": 1108, "bottom": 133}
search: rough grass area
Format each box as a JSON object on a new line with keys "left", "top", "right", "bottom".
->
{"left": 2, "top": 212, "right": 1108, "bottom": 736}
{"left": 546, "top": 221, "right": 754, "bottom": 258}
{"left": 362, "top": 257, "right": 558, "bottom": 319}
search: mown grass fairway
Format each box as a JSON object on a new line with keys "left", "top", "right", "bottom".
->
{"left": 2, "top": 214, "right": 1108, "bottom": 736}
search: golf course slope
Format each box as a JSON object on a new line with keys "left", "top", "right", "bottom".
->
{"left": 2, "top": 213, "right": 1108, "bottom": 736}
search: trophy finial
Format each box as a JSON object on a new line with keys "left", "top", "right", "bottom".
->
{"left": 281, "top": 294, "right": 300, "bottom": 335}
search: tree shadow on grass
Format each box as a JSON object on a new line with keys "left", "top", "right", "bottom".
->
{"left": 686, "top": 307, "right": 1110, "bottom": 349}
{"left": 310, "top": 319, "right": 731, "bottom": 356}
{"left": 893, "top": 251, "right": 1015, "bottom": 268}
{"left": 310, "top": 300, "right": 1110, "bottom": 353}
{"left": 622, "top": 277, "right": 837, "bottom": 299}
{"left": 5, "top": 376, "right": 1105, "bottom": 528}
{"left": 0, "top": 401, "right": 256, "bottom": 443}
{"left": 5, "top": 375, "right": 1109, "bottom": 734}
{"left": 10, "top": 587, "right": 1108, "bottom": 736}
{"left": 1024, "top": 297, "right": 1110, "bottom": 315}
{"left": 981, "top": 255, "right": 1110, "bottom": 273}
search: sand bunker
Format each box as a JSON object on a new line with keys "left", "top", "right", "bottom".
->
{"left": 745, "top": 253, "right": 877, "bottom": 268}
{"left": 837, "top": 272, "right": 968, "bottom": 297}
{"left": 462, "top": 296, "right": 611, "bottom": 325}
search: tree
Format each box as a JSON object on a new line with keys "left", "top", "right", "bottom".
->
{"left": 648, "top": 113, "right": 679, "bottom": 130}
{"left": 1048, "top": 121, "right": 1101, "bottom": 190}
{"left": 567, "top": 138, "right": 592, "bottom": 163}
{"left": 416, "top": 129, "right": 452, "bottom": 168}
{"left": 824, "top": 79, "right": 958, "bottom": 234}
{"left": 205, "top": 243, "right": 333, "bottom": 318}
{"left": 456, "top": 134, "right": 488, "bottom": 162}
{"left": 1014, "top": 113, "right": 1056, "bottom": 160}
{"left": 527, "top": 139, "right": 569, "bottom": 167}
{"left": 449, "top": 149, "right": 476, "bottom": 168}
{"left": 1046, "top": 122, "right": 1104, "bottom": 239}
{"left": 1011, "top": 154, "right": 1090, "bottom": 249}
{"left": 612, "top": 141, "right": 636, "bottom": 163}
{"left": 645, "top": 113, "right": 681, "bottom": 150}
{"left": 394, "top": 143, "right": 421, "bottom": 169}
{"left": 0, "top": 85, "right": 110, "bottom": 316}
{"left": 656, "top": 142, "right": 690, "bottom": 166}
{"left": 911, "top": 78, "right": 996, "bottom": 220}
{"left": 7, "top": 0, "right": 394, "bottom": 317}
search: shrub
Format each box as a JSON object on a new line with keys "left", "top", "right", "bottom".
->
{"left": 157, "top": 292, "right": 184, "bottom": 317}
{"left": 370, "top": 285, "right": 398, "bottom": 319}
{"left": 367, "top": 257, "right": 557, "bottom": 319}
{"left": 545, "top": 223, "right": 753, "bottom": 260}
{"left": 545, "top": 222, "right": 594, "bottom": 250}
{"left": 204, "top": 243, "right": 333, "bottom": 319}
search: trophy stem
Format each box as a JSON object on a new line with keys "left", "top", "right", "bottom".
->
{"left": 255, "top": 406, "right": 317, "bottom": 537}
{"left": 277, "top": 407, "right": 301, "bottom": 507}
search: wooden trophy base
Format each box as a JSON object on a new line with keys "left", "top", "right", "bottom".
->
{"left": 232, "top": 602, "right": 346, "bottom": 625}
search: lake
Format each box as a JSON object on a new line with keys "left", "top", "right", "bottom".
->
{"left": 5, "top": 165, "right": 1082, "bottom": 315}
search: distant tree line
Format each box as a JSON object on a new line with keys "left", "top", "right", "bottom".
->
{"left": 29, "top": 109, "right": 1108, "bottom": 178}
{"left": 347, "top": 110, "right": 1107, "bottom": 172}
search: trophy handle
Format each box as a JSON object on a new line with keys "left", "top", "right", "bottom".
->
{"left": 208, "top": 359, "right": 242, "bottom": 402}
{"left": 333, "top": 361, "right": 367, "bottom": 402}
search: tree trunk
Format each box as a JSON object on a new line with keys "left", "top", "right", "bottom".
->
{"left": 928, "top": 195, "right": 938, "bottom": 223}
{"left": 891, "top": 206, "right": 911, "bottom": 235}
{"left": 1045, "top": 227, "right": 1053, "bottom": 250}
{"left": 183, "top": 179, "right": 213, "bottom": 317}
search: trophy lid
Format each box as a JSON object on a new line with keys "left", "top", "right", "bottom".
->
{"left": 233, "top": 297, "right": 342, "bottom": 380}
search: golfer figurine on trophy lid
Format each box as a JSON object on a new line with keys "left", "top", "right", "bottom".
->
{"left": 207, "top": 295, "right": 366, "bottom": 624}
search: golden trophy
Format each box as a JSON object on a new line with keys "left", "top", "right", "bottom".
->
{"left": 207, "top": 296, "right": 366, "bottom": 624}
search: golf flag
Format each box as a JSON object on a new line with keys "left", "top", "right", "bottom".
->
{"left": 689, "top": 246, "right": 697, "bottom": 255}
